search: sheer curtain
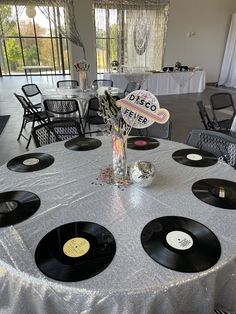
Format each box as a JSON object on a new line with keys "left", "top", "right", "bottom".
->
{"left": 218, "top": 14, "right": 236, "bottom": 87}
{"left": 93, "top": 0, "right": 169, "bottom": 73}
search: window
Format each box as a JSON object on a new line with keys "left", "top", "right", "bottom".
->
{"left": 94, "top": 2, "right": 169, "bottom": 74}
{"left": 0, "top": 5, "right": 70, "bottom": 76}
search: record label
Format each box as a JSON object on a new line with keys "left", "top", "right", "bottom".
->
{"left": 22, "top": 158, "right": 40, "bottom": 166}
{"left": 192, "top": 179, "right": 236, "bottom": 209}
{"left": 7, "top": 153, "right": 54, "bottom": 172}
{"left": 166, "top": 231, "right": 193, "bottom": 250}
{"left": 35, "top": 221, "right": 116, "bottom": 282}
{"left": 127, "top": 137, "right": 160, "bottom": 150}
{"left": 0, "top": 191, "right": 40, "bottom": 227}
{"left": 64, "top": 137, "right": 102, "bottom": 151}
{"left": 172, "top": 149, "right": 217, "bottom": 167}
{"left": 134, "top": 140, "right": 148, "bottom": 146}
{"left": 186, "top": 154, "right": 203, "bottom": 161}
{"left": 141, "top": 216, "right": 221, "bottom": 272}
{"left": 63, "top": 237, "right": 90, "bottom": 258}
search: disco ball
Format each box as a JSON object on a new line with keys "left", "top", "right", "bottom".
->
{"left": 129, "top": 161, "right": 156, "bottom": 187}
{"left": 111, "top": 60, "right": 119, "bottom": 67}
{"left": 175, "top": 61, "right": 182, "bottom": 68}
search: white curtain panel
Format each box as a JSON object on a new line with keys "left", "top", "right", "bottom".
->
{"left": 126, "top": 7, "right": 168, "bottom": 71}
{"left": 218, "top": 14, "right": 236, "bottom": 87}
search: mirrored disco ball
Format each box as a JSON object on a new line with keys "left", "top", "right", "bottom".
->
{"left": 129, "top": 161, "right": 156, "bottom": 187}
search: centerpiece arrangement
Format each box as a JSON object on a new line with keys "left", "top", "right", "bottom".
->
{"left": 74, "top": 59, "right": 90, "bottom": 91}
{"left": 98, "top": 89, "right": 170, "bottom": 187}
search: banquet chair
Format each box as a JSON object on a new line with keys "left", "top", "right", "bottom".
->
{"left": 210, "top": 92, "right": 236, "bottom": 130}
{"left": 116, "top": 81, "right": 141, "bottom": 99}
{"left": 32, "top": 119, "right": 83, "bottom": 147}
{"left": 43, "top": 98, "right": 84, "bottom": 134}
{"left": 129, "top": 120, "right": 172, "bottom": 139}
{"left": 93, "top": 79, "right": 113, "bottom": 87}
{"left": 186, "top": 128, "right": 236, "bottom": 168}
{"left": 56, "top": 80, "right": 79, "bottom": 89}
{"left": 84, "top": 97, "right": 105, "bottom": 134}
{"left": 14, "top": 93, "right": 50, "bottom": 149}
{"left": 21, "top": 83, "right": 42, "bottom": 110}
{"left": 197, "top": 100, "right": 219, "bottom": 130}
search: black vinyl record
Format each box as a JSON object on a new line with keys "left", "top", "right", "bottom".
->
{"left": 7, "top": 153, "right": 54, "bottom": 172}
{"left": 192, "top": 178, "right": 236, "bottom": 209}
{"left": 172, "top": 149, "right": 217, "bottom": 167}
{"left": 0, "top": 191, "right": 40, "bottom": 227}
{"left": 64, "top": 137, "right": 102, "bottom": 151}
{"left": 141, "top": 216, "right": 221, "bottom": 272}
{"left": 35, "top": 221, "right": 116, "bottom": 282}
{"left": 127, "top": 137, "right": 160, "bottom": 150}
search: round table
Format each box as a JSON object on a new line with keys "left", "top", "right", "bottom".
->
{"left": 0, "top": 137, "right": 236, "bottom": 314}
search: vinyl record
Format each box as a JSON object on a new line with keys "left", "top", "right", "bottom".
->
{"left": 172, "top": 149, "right": 217, "bottom": 167}
{"left": 0, "top": 191, "right": 40, "bottom": 227}
{"left": 192, "top": 178, "right": 236, "bottom": 209}
{"left": 35, "top": 221, "right": 116, "bottom": 282}
{"left": 141, "top": 216, "right": 221, "bottom": 272}
{"left": 7, "top": 153, "right": 54, "bottom": 172}
{"left": 64, "top": 137, "right": 102, "bottom": 151}
{"left": 127, "top": 137, "right": 160, "bottom": 150}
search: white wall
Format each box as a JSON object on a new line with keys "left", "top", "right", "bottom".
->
{"left": 164, "top": 0, "right": 236, "bottom": 82}
{"left": 69, "top": 0, "right": 97, "bottom": 85}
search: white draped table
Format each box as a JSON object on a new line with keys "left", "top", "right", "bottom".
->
{"left": 0, "top": 137, "right": 235, "bottom": 313}
{"left": 104, "top": 70, "right": 206, "bottom": 95}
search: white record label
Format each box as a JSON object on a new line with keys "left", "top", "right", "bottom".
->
{"left": 23, "top": 158, "right": 40, "bottom": 166}
{"left": 166, "top": 231, "right": 193, "bottom": 250}
{"left": 186, "top": 153, "right": 203, "bottom": 161}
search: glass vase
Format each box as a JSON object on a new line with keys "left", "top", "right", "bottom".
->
{"left": 112, "top": 128, "right": 127, "bottom": 184}
{"left": 79, "top": 70, "right": 87, "bottom": 91}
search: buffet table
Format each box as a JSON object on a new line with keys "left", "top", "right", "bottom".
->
{"left": 0, "top": 137, "right": 235, "bottom": 314}
{"left": 104, "top": 70, "right": 206, "bottom": 95}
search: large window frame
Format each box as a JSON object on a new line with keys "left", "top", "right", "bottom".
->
{"left": 0, "top": 5, "right": 70, "bottom": 76}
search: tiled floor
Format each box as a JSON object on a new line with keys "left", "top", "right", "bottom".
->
{"left": 0, "top": 75, "right": 235, "bottom": 166}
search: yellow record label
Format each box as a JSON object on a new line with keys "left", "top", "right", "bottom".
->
{"left": 63, "top": 237, "right": 90, "bottom": 258}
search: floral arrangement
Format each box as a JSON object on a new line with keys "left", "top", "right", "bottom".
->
{"left": 74, "top": 59, "right": 90, "bottom": 72}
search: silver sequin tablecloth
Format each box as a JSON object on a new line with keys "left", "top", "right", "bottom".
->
{"left": 0, "top": 138, "right": 236, "bottom": 314}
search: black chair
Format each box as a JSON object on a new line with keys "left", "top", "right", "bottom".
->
{"left": 56, "top": 80, "right": 79, "bottom": 88}
{"left": 93, "top": 79, "right": 113, "bottom": 87}
{"left": 197, "top": 100, "right": 219, "bottom": 130}
{"left": 43, "top": 98, "right": 84, "bottom": 134}
{"left": 14, "top": 93, "right": 50, "bottom": 149}
{"left": 116, "top": 81, "right": 141, "bottom": 99}
{"left": 210, "top": 93, "right": 236, "bottom": 129}
{"left": 186, "top": 128, "right": 236, "bottom": 168}
{"left": 84, "top": 97, "right": 105, "bottom": 134}
{"left": 129, "top": 120, "right": 172, "bottom": 140}
{"left": 21, "top": 84, "right": 42, "bottom": 109}
{"left": 32, "top": 119, "right": 83, "bottom": 147}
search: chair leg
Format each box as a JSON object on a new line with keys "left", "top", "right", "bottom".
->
{"left": 17, "top": 118, "right": 26, "bottom": 141}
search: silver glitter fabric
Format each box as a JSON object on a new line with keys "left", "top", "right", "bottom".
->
{"left": 0, "top": 138, "right": 235, "bottom": 314}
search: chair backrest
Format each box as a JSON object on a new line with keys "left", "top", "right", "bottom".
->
{"left": 22, "top": 84, "right": 41, "bottom": 97}
{"left": 124, "top": 82, "right": 141, "bottom": 95}
{"left": 93, "top": 79, "right": 113, "bottom": 87}
{"left": 210, "top": 92, "right": 236, "bottom": 123}
{"left": 14, "top": 93, "right": 38, "bottom": 115}
{"left": 129, "top": 120, "right": 172, "bottom": 140}
{"left": 32, "top": 119, "right": 83, "bottom": 147}
{"left": 44, "top": 99, "right": 80, "bottom": 116}
{"left": 186, "top": 128, "right": 236, "bottom": 168}
{"left": 56, "top": 80, "right": 79, "bottom": 88}
{"left": 197, "top": 100, "right": 216, "bottom": 130}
